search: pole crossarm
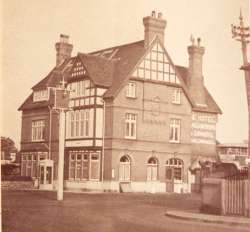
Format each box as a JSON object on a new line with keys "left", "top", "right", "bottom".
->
{"left": 231, "top": 10, "right": 250, "bottom": 65}
{"left": 231, "top": 10, "right": 250, "bottom": 43}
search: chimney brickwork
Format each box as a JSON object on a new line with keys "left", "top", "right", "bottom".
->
{"left": 187, "top": 37, "right": 206, "bottom": 106}
{"left": 143, "top": 11, "right": 167, "bottom": 48}
{"left": 55, "top": 34, "right": 73, "bottom": 67}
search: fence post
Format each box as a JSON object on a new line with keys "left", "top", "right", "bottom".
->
{"left": 221, "top": 179, "right": 226, "bottom": 215}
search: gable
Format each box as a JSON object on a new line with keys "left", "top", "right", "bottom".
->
{"left": 70, "top": 58, "right": 87, "bottom": 79}
{"left": 131, "top": 42, "right": 180, "bottom": 84}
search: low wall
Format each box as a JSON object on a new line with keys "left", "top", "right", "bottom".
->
{"left": 201, "top": 178, "right": 222, "bottom": 214}
{"left": 2, "top": 180, "right": 35, "bottom": 190}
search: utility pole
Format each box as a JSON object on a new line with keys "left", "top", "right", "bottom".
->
{"left": 54, "top": 76, "right": 69, "bottom": 201}
{"left": 231, "top": 10, "right": 250, "bottom": 216}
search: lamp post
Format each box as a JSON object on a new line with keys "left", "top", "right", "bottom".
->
{"left": 54, "top": 77, "right": 69, "bottom": 201}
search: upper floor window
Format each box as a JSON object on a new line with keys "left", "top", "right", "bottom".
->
{"left": 172, "top": 88, "right": 181, "bottom": 104}
{"left": 125, "top": 113, "right": 136, "bottom": 139}
{"left": 33, "top": 89, "right": 49, "bottom": 102}
{"left": 126, "top": 82, "right": 136, "bottom": 98}
{"left": 67, "top": 109, "right": 90, "bottom": 138}
{"left": 169, "top": 119, "right": 181, "bottom": 143}
{"left": 32, "top": 120, "right": 45, "bottom": 141}
{"left": 68, "top": 80, "right": 91, "bottom": 99}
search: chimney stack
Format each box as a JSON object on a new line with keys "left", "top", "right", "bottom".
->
{"left": 55, "top": 34, "right": 73, "bottom": 67}
{"left": 143, "top": 11, "right": 167, "bottom": 48}
{"left": 187, "top": 37, "right": 206, "bottom": 106}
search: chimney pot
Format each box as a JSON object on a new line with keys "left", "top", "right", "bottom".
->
{"left": 143, "top": 12, "right": 167, "bottom": 48}
{"left": 197, "top": 38, "right": 201, "bottom": 47}
{"left": 60, "top": 34, "right": 69, "bottom": 43}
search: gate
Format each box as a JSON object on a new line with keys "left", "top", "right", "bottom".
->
{"left": 223, "top": 170, "right": 249, "bottom": 216}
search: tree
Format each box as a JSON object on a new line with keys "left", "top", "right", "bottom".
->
{"left": 1, "top": 137, "right": 18, "bottom": 162}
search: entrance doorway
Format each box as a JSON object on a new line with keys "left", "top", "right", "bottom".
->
{"left": 119, "top": 155, "right": 131, "bottom": 182}
{"left": 39, "top": 159, "right": 54, "bottom": 190}
{"left": 165, "top": 158, "right": 184, "bottom": 193}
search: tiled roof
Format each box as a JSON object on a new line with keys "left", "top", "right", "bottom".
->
{"left": 19, "top": 38, "right": 221, "bottom": 114}
{"left": 19, "top": 59, "right": 73, "bottom": 111}
{"left": 78, "top": 53, "right": 114, "bottom": 87}
{"left": 175, "top": 65, "right": 222, "bottom": 114}
{"left": 90, "top": 40, "right": 146, "bottom": 98}
{"left": 32, "top": 58, "right": 74, "bottom": 90}
{"left": 217, "top": 143, "right": 248, "bottom": 148}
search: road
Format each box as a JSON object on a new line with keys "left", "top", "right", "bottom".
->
{"left": 2, "top": 190, "right": 249, "bottom": 232}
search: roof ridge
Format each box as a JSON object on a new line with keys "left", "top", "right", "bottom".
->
{"left": 89, "top": 40, "right": 144, "bottom": 54}
{"left": 78, "top": 52, "right": 116, "bottom": 62}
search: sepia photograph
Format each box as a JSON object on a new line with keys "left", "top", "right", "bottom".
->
{"left": 1, "top": 0, "right": 250, "bottom": 231}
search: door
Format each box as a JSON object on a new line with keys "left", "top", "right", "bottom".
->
{"left": 119, "top": 156, "right": 131, "bottom": 182}
{"left": 165, "top": 167, "right": 174, "bottom": 192}
{"left": 39, "top": 159, "right": 54, "bottom": 190}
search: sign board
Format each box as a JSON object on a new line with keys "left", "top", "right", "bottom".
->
{"left": 54, "top": 89, "right": 69, "bottom": 109}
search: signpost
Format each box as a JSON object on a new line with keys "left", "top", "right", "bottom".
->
{"left": 54, "top": 78, "right": 69, "bottom": 201}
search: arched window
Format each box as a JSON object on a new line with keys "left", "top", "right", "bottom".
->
{"left": 165, "top": 158, "right": 184, "bottom": 181}
{"left": 147, "top": 157, "right": 158, "bottom": 181}
{"left": 119, "top": 155, "right": 131, "bottom": 181}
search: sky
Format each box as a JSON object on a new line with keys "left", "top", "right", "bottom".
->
{"left": 1, "top": 0, "right": 250, "bottom": 148}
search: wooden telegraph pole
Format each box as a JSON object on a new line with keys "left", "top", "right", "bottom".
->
{"left": 231, "top": 10, "right": 250, "bottom": 216}
{"left": 54, "top": 76, "right": 69, "bottom": 201}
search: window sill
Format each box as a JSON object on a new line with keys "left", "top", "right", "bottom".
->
{"left": 169, "top": 140, "right": 180, "bottom": 144}
{"left": 124, "top": 137, "right": 136, "bottom": 140}
{"left": 173, "top": 180, "right": 183, "bottom": 184}
{"left": 172, "top": 102, "right": 181, "bottom": 105}
{"left": 31, "top": 140, "right": 45, "bottom": 142}
{"left": 126, "top": 96, "right": 137, "bottom": 99}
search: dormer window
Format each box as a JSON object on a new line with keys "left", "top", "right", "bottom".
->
{"left": 33, "top": 89, "right": 49, "bottom": 102}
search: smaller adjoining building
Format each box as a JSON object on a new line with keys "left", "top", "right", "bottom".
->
{"left": 217, "top": 142, "right": 249, "bottom": 175}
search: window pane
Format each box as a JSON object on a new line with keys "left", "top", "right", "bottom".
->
{"left": 90, "top": 158, "right": 99, "bottom": 180}
{"left": 166, "top": 168, "right": 172, "bottom": 180}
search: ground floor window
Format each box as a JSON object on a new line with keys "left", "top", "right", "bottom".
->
{"left": 21, "top": 152, "right": 47, "bottom": 178}
{"left": 69, "top": 150, "right": 100, "bottom": 181}
{"left": 165, "top": 158, "right": 184, "bottom": 181}
{"left": 119, "top": 155, "right": 131, "bottom": 181}
{"left": 147, "top": 157, "right": 158, "bottom": 181}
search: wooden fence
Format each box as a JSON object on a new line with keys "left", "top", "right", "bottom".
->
{"left": 221, "top": 172, "right": 249, "bottom": 216}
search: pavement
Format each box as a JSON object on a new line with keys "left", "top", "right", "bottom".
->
{"left": 165, "top": 210, "right": 250, "bottom": 227}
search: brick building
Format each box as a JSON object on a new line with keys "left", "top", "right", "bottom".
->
{"left": 18, "top": 12, "right": 221, "bottom": 193}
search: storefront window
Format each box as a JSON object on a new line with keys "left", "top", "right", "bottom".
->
{"left": 69, "top": 151, "right": 100, "bottom": 181}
